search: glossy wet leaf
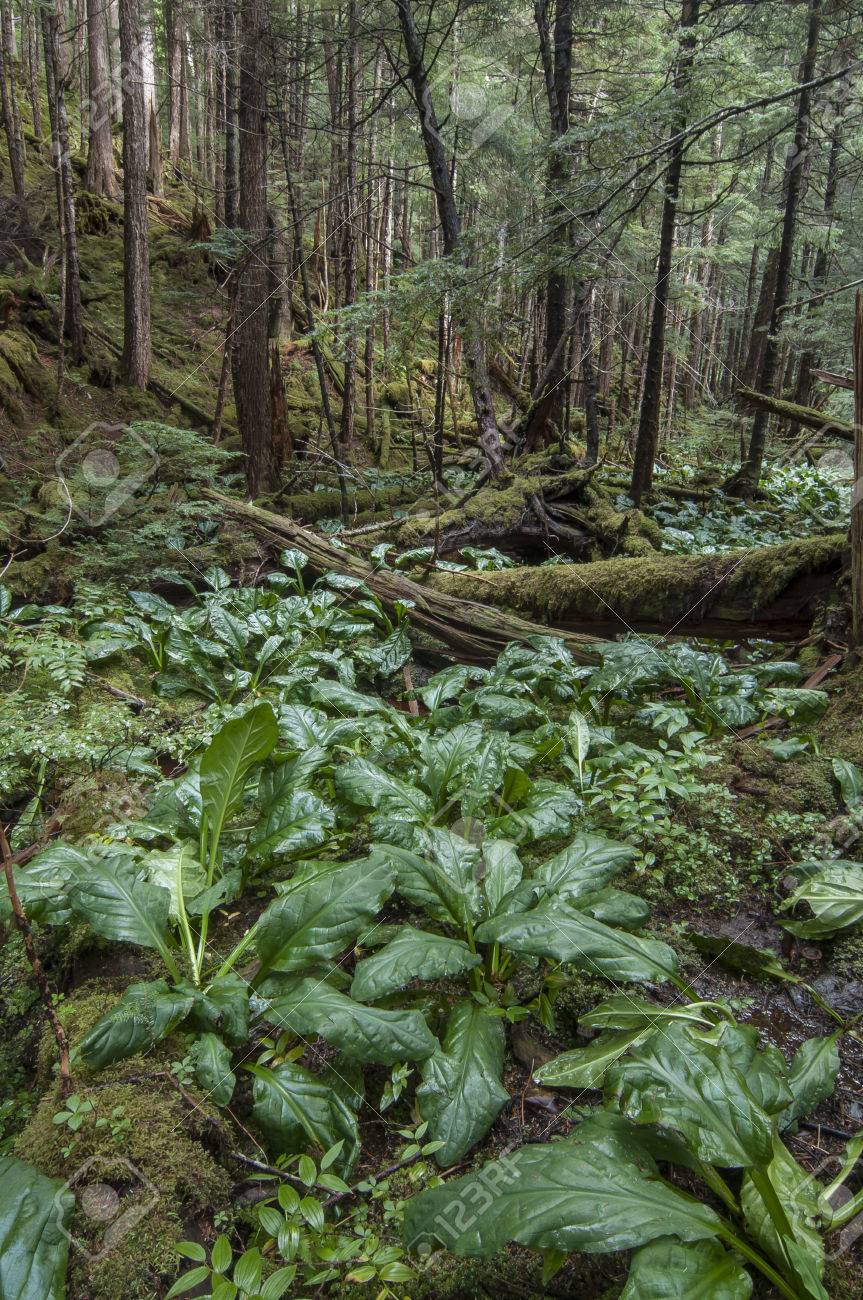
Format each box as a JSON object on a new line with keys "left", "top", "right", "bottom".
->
{"left": 475, "top": 898, "right": 679, "bottom": 983}
{"left": 780, "top": 862, "right": 863, "bottom": 938}
{"left": 191, "top": 1032, "right": 235, "bottom": 1106}
{"left": 249, "top": 1061, "right": 360, "bottom": 1174}
{"left": 255, "top": 855, "right": 395, "bottom": 974}
{"left": 78, "top": 979, "right": 195, "bottom": 1069}
{"left": 403, "top": 1129, "right": 721, "bottom": 1256}
{"left": 621, "top": 1237, "right": 753, "bottom": 1299}
{"left": 535, "top": 1028, "right": 654, "bottom": 1090}
{"left": 607, "top": 1024, "right": 774, "bottom": 1168}
{"left": 69, "top": 856, "right": 175, "bottom": 963}
{"left": 261, "top": 976, "right": 437, "bottom": 1064}
{"left": 783, "top": 1034, "right": 841, "bottom": 1127}
{"left": 350, "top": 926, "right": 481, "bottom": 1001}
{"left": 0, "top": 1156, "right": 73, "bottom": 1300}
{"left": 417, "top": 1000, "right": 509, "bottom": 1165}
{"left": 200, "top": 702, "right": 278, "bottom": 841}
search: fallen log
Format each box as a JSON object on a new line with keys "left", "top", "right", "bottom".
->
{"left": 428, "top": 534, "right": 846, "bottom": 639}
{"left": 204, "top": 490, "right": 602, "bottom": 663}
{"left": 735, "top": 387, "right": 853, "bottom": 441}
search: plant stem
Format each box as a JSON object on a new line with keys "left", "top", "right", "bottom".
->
{"left": 215, "top": 919, "right": 260, "bottom": 979}
{"left": 716, "top": 1224, "right": 802, "bottom": 1300}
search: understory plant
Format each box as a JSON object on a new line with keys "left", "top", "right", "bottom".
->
{"left": 404, "top": 1000, "right": 859, "bottom": 1300}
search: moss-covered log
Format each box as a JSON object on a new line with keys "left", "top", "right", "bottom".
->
{"left": 203, "top": 489, "right": 602, "bottom": 662}
{"left": 736, "top": 387, "right": 854, "bottom": 441}
{"left": 392, "top": 453, "right": 663, "bottom": 560}
{"left": 429, "top": 534, "right": 846, "bottom": 638}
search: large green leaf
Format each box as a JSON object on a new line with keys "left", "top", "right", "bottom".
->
{"left": 832, "top": 758, "right": 863, "bottom": 808}
{"left": 69, "top": 856, "right": 176, "bottom": 966}
{"left": 417, "top": 1000, "right": 508, "bottom": 1166}
{"left": 188, "top": 972, "right": 250, "bottom": 1046}
{"left": 191, "top": 1032, "right": 235, "bottom": 1106}
{"left": 740, "top": 1136, "right": 829, "bottom": 1285}
{"left": 783, "top": 1034, "right": 841, "bottom": 1127}
{"left": 402, "top": 1128, "right": 721, "bottom": 1257}
{"left": 607, "top": 1024, "right": 774, "bottom": 1168}
{"left": 249, "top": 1061, "right": 360, "bottom": 1174}
{"left": 621, "top": 1237, "right": 753, "bottom": 1299}
{"left": 576, "top": 887, "right": 650, "bottom": 931}
{"left": 199, "top": 701, "right": 278, "bottom": 843}
{"left": 0, "top": 844, "right": 92, "bottom": 925}
{"left": 0, "top": 1156, "right": 73, "bottom": 1300}
{"left": 380, "top": 837, "right": 482, "bottom": 931}
{"left": 475, "top": 899, "right": 678, "bottom": 983}
{"left": 255, "top": 855, "right": 395, "bottom": 974}
{"left": 335, "top": 757, "right": 432, "bottom": 821}
{"left": 579, "top": 997, "right": 720, "bottom": 1033}
{"left": 535, "top": 1028, "right": 654, "bottom": 1090}
{"left": 350, "top": 926, "right": 481, "bottom": 1002}
{"left": 532, "top": 833, "right": 637, "bottom": 901}
{"left": 78, "top": 980, "right": 195, "bottom": 1069}
{"left": 260, "top": 976, "right": 437, "bottom": 1064}
{"left": 780, "top": 862, "right": 863, "bottom": 938}
{"left": 478, "top": 839, "right": 524, "bottom": 918}
{"left": 493, "top": 779, "right": 581, "bottom": 842}
{"left": 247, "top": 788, "right": 335, "bottom": 863}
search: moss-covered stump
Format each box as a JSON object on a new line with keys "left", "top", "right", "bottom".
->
{"left": 429, "top": 533, "right": 846, "bottom": 638}
{"left": 19, "top": 982, "right": 230, "bottom": 1300}
{"left": 0, "top": 327, "right": 55, "bottom": 413}
{"left": 393, "top": 452, "right": 662, "bottom": 559}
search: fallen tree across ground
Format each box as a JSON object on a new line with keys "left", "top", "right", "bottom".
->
{"left": 735, "top": 386, "right": 854, "bottom": 441}
{"left": 387, "top": 452, "right": 663, "bottom": 559}
{"left": 204, "top": 490, "right": 602, "bottom": 663}
{"left": 429, "top": 534, "right": 847, "bottom": 639}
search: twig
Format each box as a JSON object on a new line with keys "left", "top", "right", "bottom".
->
{"left": 1, "top": 824, "right": 72, "bottom": 1097}
{"left": 85, "top": 672, "right": 149, "bottom": 709}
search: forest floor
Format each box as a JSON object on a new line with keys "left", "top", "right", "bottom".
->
{"left": 3, "top": 144, "right": 863, "bottom": 1300}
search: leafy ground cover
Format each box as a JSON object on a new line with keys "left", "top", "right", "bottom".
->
{"left": 3, "top": 546, "right": 863, "bottom": 1299}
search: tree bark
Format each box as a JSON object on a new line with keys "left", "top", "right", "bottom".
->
{"left": 0, "top": 19, "right": 25, "bottom": 198}
{"left": 119, "top": 0, "right": 151, "bottom": 387}
{"left": 630, "top": 0, "right": 700, "bottom": 503}
{"left": 392, "top": 0, "right": 503, "bottom": 476}
{"left": 233, "top": 0, "right": 277, "bottom": 495}
{"left": 731, "top": 0, "right": 822, "bottom": 495}
{"left": 84, "top": 0, "right": 119, "bottom": 197}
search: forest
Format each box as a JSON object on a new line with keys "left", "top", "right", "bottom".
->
{"left": 2, "top": 0, "right": 863, "bottom": 1295}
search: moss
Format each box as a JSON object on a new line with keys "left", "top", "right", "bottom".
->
{"left": 0, "top": 328, "right": 54, "bottom": 407}
{"left": 430, "top": 532, "right": 845, "bottom": 628}
{"left": 21, "top": 982, "right": 230, "bottom": 1300}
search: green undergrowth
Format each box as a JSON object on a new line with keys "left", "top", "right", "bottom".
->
{"left": 3, "top": 555, "right": 862, "bottom": 1297}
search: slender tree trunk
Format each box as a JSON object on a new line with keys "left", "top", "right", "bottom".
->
{"left": 42, "top": 3, "right": 84, "bottom": 364}
{"left": 0, "top": 21, "right": 25, "bottom": 198}
{"left": 731, "top": 0, "right": 822, "bottom": 495}
{"left": 631, "top": 0, "right": 699, "bottom": 503}
{"left": 393, "top": 0, "right": 503, "bottom": 475}
{"left": 119, "top": 0, "right": 151, "bottom": 387}
{"left": 223, "top": 0, "right": 238, "bottom": 225}
{"left": 853, "top": 291, "right": 863, "bottom": 646}
{"left": 339, "top": 0, "right": 359, "bottom": 451}
{"left": 85, "top": 0, "right": 119, "bottom": 197}
{"left": 530, "top": 0, "right": 573, "bottom": 446}
{"left": 233, "top": 0, "right": 276, "bottom": 495}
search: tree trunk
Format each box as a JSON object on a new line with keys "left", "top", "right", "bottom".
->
{"left": 392, "top": 0, "right": 503, "bottom": 475}
{"left": 0, "top": 19, "right": 25, "bottom": 199}
{"left": 630, "top": 0, "right": 699, "bottom": 503}
{"left": 119, "top": 0, "right": 151, "bottom": 387}
{"left": 84, "top": 0, "right": 118, "bottom": 197}
{"left": 233, "top": 0, "right": 277, "bottom": 496}
{"left": 731, "top": 0, "right": 822, "bottom": 496}
{"left": 852, "top": 291, "right": 863, "bottom": 645}
{"left": 42, "top": 3, "right": 84, "bottom": 364}
{"left": 530, "top": 0, "right": 573, "bottom": 446}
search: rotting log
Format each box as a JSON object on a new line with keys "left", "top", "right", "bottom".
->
{"left": 270, "top": 483, "right": 420, "bottom": 524}
{"left": 203, "top": 490, "right": 602, "bottom": 663}
{"left": 388, "top": 453, "right": 663, "bottom": 560}
{"left": 736, "top": 386, "right": 853, "bottom": 441}
{"left": 428, "top": 534, "right": 847, "bottom": 639}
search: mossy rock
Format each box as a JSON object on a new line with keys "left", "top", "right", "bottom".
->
{"left": 22, "top": 982, "right": 230, "bottom": 1300}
